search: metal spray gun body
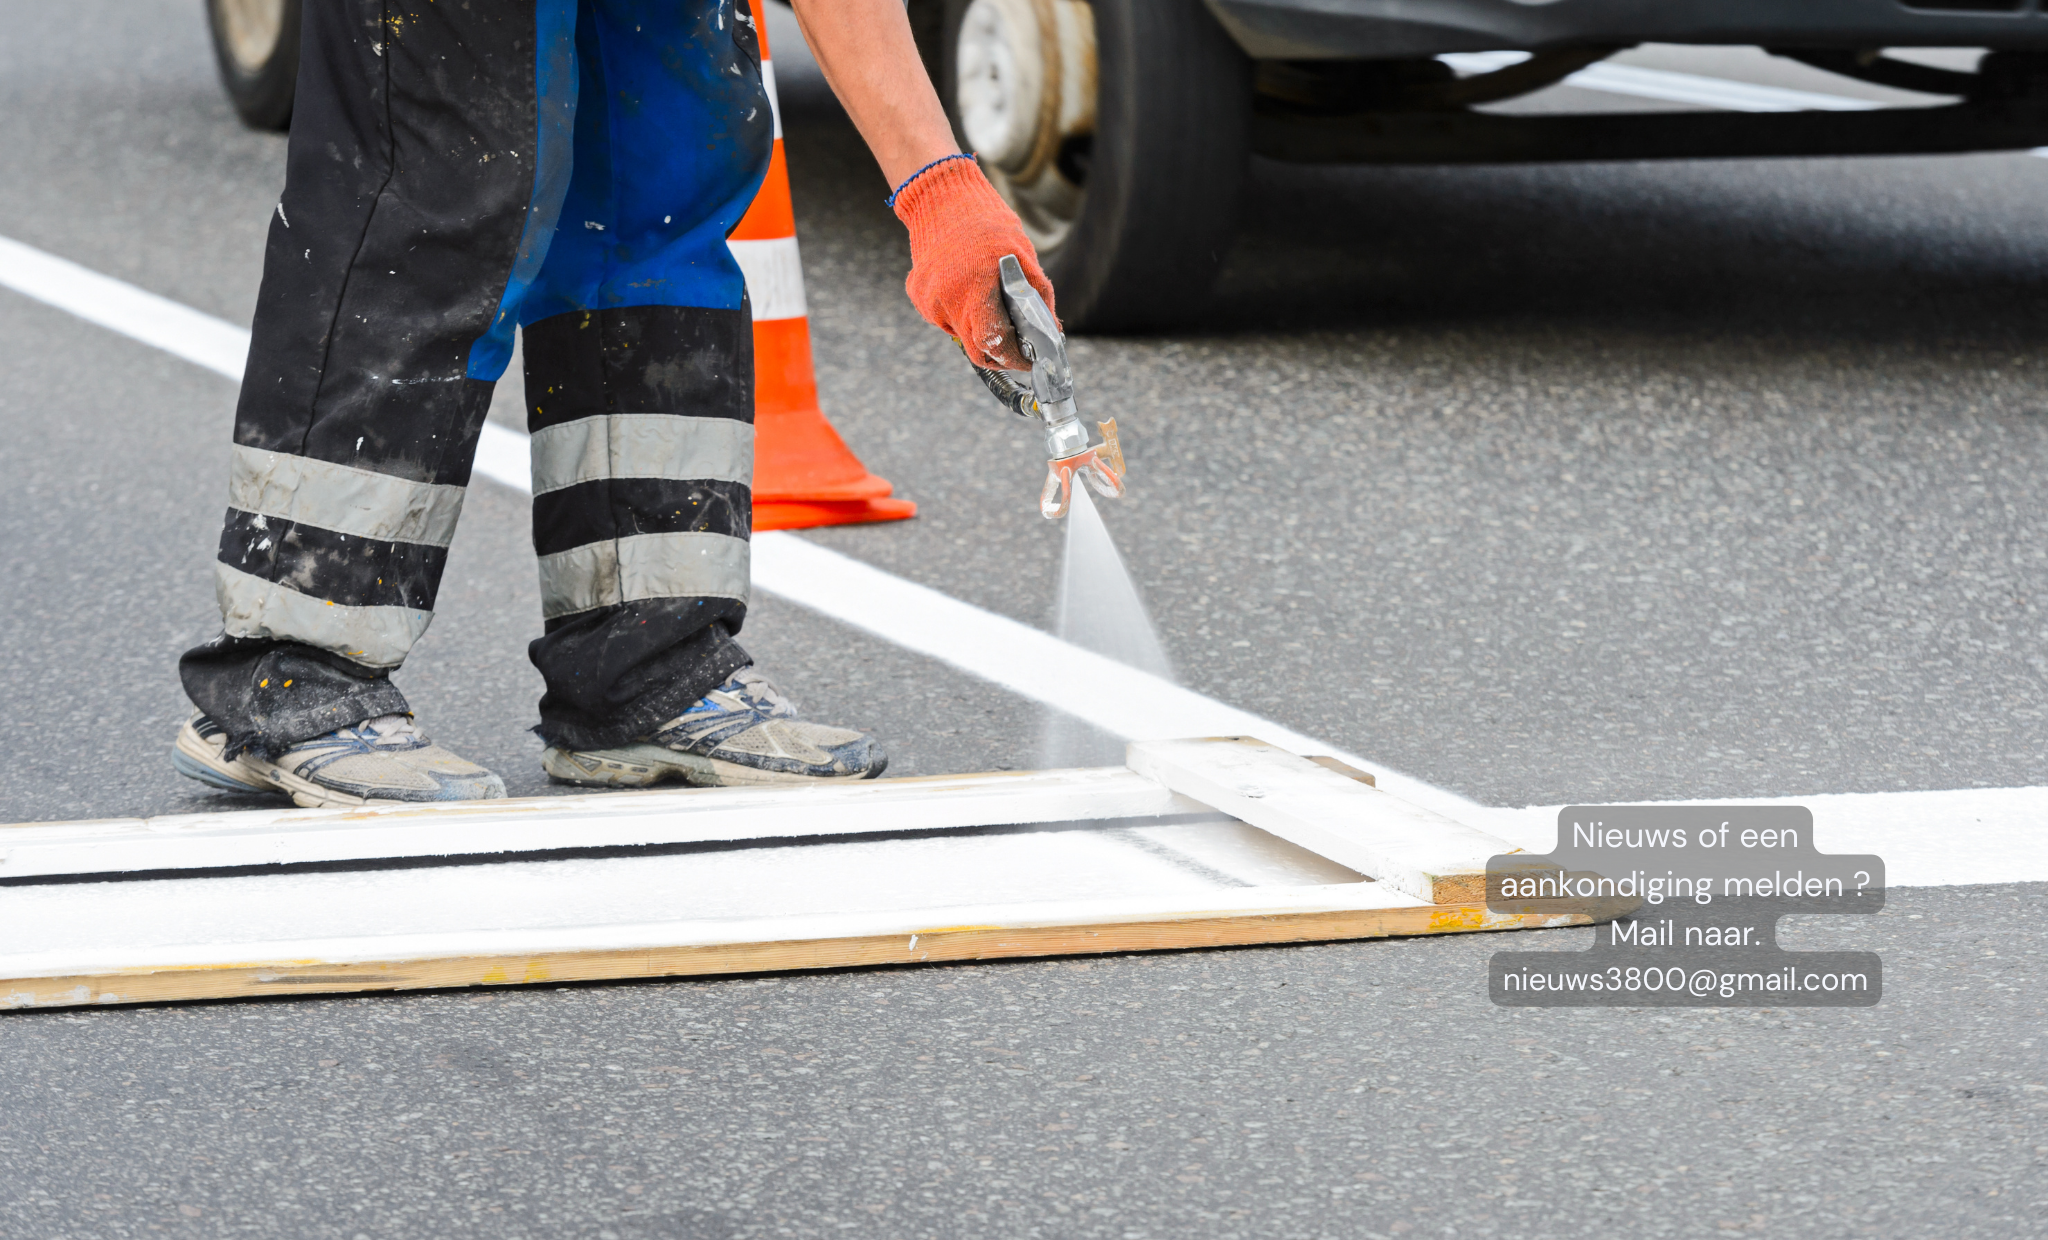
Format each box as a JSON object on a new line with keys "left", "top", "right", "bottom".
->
{"left": 967, "top": 255, "right": 1126, "bottom": 519}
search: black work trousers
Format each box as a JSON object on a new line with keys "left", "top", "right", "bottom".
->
{"left": 181, "top": 0, "right": 774, "bottom": 757}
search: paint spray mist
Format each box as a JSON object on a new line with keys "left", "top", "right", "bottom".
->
{"left": 1038, "top": 487, "right": 1174, "bottom": 768}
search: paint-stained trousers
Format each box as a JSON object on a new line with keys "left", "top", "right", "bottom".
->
{"left": 180, "top": 0, "right": 774, "bottom": 757}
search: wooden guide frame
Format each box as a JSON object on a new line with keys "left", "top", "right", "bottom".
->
{"left": 0, "top": 739, "right": 1582, "bottom": 1010}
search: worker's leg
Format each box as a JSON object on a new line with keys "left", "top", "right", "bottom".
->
{"left": 516, "top": 0, "right": 772, "bottom": 751}
{"left": 519, "top": 0, "right": 882, "bottom": 784}
{"left": 177, "top": 0, "right": 577, "bottom": 785}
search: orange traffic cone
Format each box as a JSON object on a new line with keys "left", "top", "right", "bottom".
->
{"left": 729, "top": 20, "right": 916, "bottom": 532}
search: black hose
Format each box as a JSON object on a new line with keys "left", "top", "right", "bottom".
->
{"left": 969, "top": 360, "right": 1038, "bottom": 418}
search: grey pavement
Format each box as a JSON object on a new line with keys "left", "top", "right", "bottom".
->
{"left": 3, "top": 886, "right": 2042, "bottom": 1239}
{"left": 0, "top": 3, "right": 2044, "bottom": 1236}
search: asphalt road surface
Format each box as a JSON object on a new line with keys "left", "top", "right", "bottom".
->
{"left": 2, "top": 3, "right": 2045, "bottom": 1237}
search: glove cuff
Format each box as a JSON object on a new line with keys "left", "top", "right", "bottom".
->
{"left": 890, "top": 156, "right": 1012, "bottom": 245}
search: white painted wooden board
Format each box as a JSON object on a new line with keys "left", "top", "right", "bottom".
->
{"left": 2, "top": 880, "right": 1423, "bottom": 1000}
{"left": 0, "top": 816, "right": 1377, "bottom": 968}
{"left": 0, "top": 740, "right": 1575, "bottom": 1009}
{"left": 0, "top": 766, "right": 1194, "bottom": 880}
{"left": 1127, "top": 738, "right": 1523, "bottom": 904}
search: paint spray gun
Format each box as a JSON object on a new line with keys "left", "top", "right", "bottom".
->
{"left": 966, "top": 255, "right": 1125, "bottom": 519}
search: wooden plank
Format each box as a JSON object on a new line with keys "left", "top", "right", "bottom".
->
{"left": 0, "top": 884, "right": 1590, "bottom": 1010}
{"left": 0, "top": 766, "right": 1196, "bottom": 880}
{"left": 1306, "top": 756, "right": 1376, "bottom": 786}
{"left": 0, "top": 819, "right": 1367, "bottom": 969}
{"left": 0, "top": 741, "right": 1575, "bottom": 1011}
{"left": 1126, "top": 738, "right": 1521, "bottom": 904}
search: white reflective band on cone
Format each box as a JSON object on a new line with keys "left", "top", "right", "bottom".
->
{"left": 728, "top": 236, "right": 807, "bottom": 321}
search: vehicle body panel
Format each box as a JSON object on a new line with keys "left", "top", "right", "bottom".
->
{"left": 1204, "top": 0, "right": 2048, "bottom": 60}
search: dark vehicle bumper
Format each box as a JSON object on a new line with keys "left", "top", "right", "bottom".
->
{"left": 1205, "top": 0, "right": 2048, "bottom": 60}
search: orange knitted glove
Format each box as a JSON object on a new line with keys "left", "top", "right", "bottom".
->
{"left": 890, "top": 156, "right": 1056, "bottom": 371}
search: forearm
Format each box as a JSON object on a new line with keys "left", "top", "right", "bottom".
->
{"left": 786, "top": 0, "right": 960, "bottom": 189}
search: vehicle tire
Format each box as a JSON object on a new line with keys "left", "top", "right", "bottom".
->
{"left": 205, "top": 0, "right": 302, "bottom": 132}
{"left": 929, "top": 0, "right": 1251, "bottom": 331}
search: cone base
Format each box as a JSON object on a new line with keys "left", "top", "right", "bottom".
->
{"left": 754, "top": 496, "right": 917, "bottom": 532}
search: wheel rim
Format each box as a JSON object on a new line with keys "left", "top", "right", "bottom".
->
{"left": 955, "top": 0, "right": 1095, "bottom": 253}
{"left": 216, "top": 0, "right": 287, "bottom": 74}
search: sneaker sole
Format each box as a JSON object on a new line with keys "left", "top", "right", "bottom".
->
{"left": 173, "top": 719, "right": 494, "bottom": 808}
{"left": 171, "top": 722, "right": 281, "bottom": 796}
{"left": 259, "top": 761, "right": 410, "bottom": 809}
{"left": 542, "top": 743, "right": 883, "bottom": 788}
{"left": 170, "top": 748, "right": 279, "bottom": 795}
{"left": 253, "top": 757, "right": 507, "bottom": 809}
{"left": 175, "top": 719, "right": 399, "bottom": 807}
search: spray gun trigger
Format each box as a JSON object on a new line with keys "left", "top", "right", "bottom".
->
{"left": 997, "top": 255, "right": 1071, "bottom": 407}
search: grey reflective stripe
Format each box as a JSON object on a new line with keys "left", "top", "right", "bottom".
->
{"left": 528, "top": 414, "right": 755, "bottom": 495}
{"left": 228, "top": 445, "right": 467, "bottom": 547}
{"left": 215, "top": 563, "right": 432, "bottom": 669}
{"left": 536, "top": 531, "right": 751, "bottom": 620}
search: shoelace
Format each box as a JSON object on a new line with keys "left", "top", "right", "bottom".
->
{"left": 353, "top": 713, "right": 424, "bottom": 747}
{"left": 727, "top": 669, "right": 797, "bottom": 718}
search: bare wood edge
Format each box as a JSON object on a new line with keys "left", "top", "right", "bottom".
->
{"left": 1306, "top": 755, "right": 1376, "bottom": 787}
{"left": 1429, "top": 872, "right": 1489, "bottom": 905}
{"left": 2, "top": 905, "right": 1594, "bottom": 1011}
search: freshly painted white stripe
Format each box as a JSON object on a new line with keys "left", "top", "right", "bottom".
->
{"left": 536, "top": 529, "right": 751, "bottom": 620}
{"left": 728, "top": 236, "right": 809, "bottom": 321}
{"left": 1442, "top": 51, "right": 1888, "bottom": 113}
{"left": 214, "top": 562, "right": 430, "bottom": 669}
{"left": 228, "top": 444, "right": 468, "bottom": 547}
{"left": 1459, "top": 785, "right": 2048, "bottom": 891}
{"left": 474, "top": 421, "right": 534, "bottom": 491}
{"left": 529, "top": 413, "right": 754, "bottom": 495}
{"left": 0, "top": 234, "right": 250, "bottom": 378}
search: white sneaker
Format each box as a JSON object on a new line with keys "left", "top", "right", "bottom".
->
{"left": 173, "top": 711, "right": 507, "bottom": 807}
{"left": 541, "top": 668, "right": 886, "bottom": 788}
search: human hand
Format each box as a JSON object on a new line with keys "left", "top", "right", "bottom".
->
{"left": 891, "top": 156, "right": 1056, "bottom": 371}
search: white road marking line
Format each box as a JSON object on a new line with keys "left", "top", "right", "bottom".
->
{"left": 1468, "top": 786, "right": 2048, "bottom": 892}
{"left": 0, "top": 235, "right": 252, "bottom": 376}
{"left": 7, "top": 230, "right": 2048, "bottom": 886}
